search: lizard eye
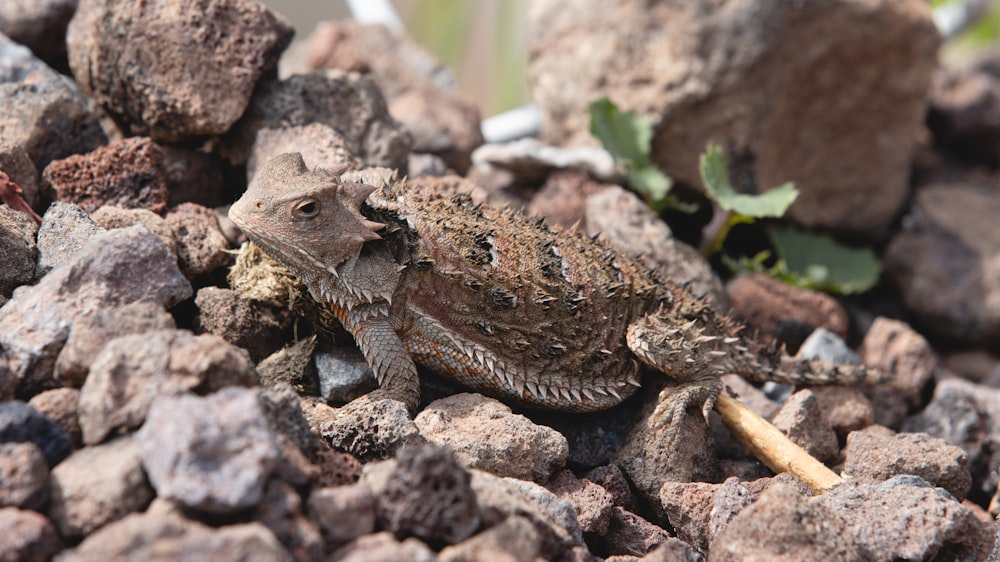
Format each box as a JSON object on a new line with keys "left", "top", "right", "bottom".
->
{"left": 295, "top": 198, "right": 320, "bottom": 218}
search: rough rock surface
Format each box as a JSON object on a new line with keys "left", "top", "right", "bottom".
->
{"left": 66, "top": 0, "right": 293, "bottom": 142}
{"left": 27, "top": 387, "right": 81, "bottom": 447}
{"left": 137, "top": 388, "right": 283, "bottom": 513}
{"left": 529, "top": 0, "right": 940, "bottom": 238}
{"left": 0, "top": 33, "right": 107, "bottom": 171}
{"left": 302, "top": 21, "right": 483, "bottom": 172}
{"left": 0, "top": 204, "right": 37, "bottom": 297}
{"left": 159, "top": 145, "right": 229, "bottom": 209}
{"left": 34, "top": 201, "right": 104, "bottom": 279}
{"left": 219, "top": 70, "right": 411, "bottom": 170}
{"left": 313, "top": 345, "right": 377, "bottom": 405}
{"left": 545, "top": 470, "right": 614, "bottom": 535}
{"left": 0, "top": 441, "right": 49, "bottom": 510}
{"left": 0, "top": 0, "right": 77, "bottom": 65}
{"left": 164, "top": 202, "right": 232, "bottom": 280}
{"left": 884, "top": 183, "right": 1000, "bottom": 345}
{"left": 307, "top": 483, "right": 376, "bottom": 547}
{"left": 300, "top": 396, "right": 423, "bottom": 462}
{"left": 42, "top": 137, "right": 168, "bottom": 214}
{"left": 0, "top": 142, "right": 41, "bottom": 210}
{"left": 247, "top": 123, "right": 363, "bottom": 183}
{"left": 78, "top": 329, "right": 255, "bottom": 445}
{"left": 414, "top": 393, "right": 569, "bottom": 482}
{"left": 770, "top": 389, "right": 840, "bottom": 464}
{"left": 91, "top": 205, "right": 177, "bottom": 253}
{"left": 0, "top": 507, "right": 62, "bottom": 562}
{"left": 0, "top": 400, "right": 72, "bottom": 466}
{"left": 194, "top": 286, "right": 289, "bottom": 362}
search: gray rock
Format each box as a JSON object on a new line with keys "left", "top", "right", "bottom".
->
{"left": 545, "top": 470, "right": 614, "bottom": 535}
{"left": 0, "top": 204, "right": 37, "bottom": 298}
{"left": 439, "top": 515, "right": 544, "bottom": 562}
{"left": 253, "top": 480, "right": 323, "bottom": 562}
{"left": 138, "top": 387, "right": 282, "bottom": 513}
{"left": 248, "top": 123, "right": 363, "bottom": 184}
{"left": 48, "top": 435, "right": 153, "bottom": 539}
{"left": 314, "top": 345, "right": 377, "bottom": 405}
{"left": 604, "top": 506, "right": 678, "bottom": 558}
{"left": 194, "top": 286, "right": 288, "bottom": 363}
{"left": 66, "top": 0, "right": 293, "bottom": 142}
{"left": 219, "top": 70, "right": 411, "bottom": 170}
{"left": 414, "top": 393, "right": 568, "bottom": 483}
{"left": 770, "top": 389, "right": 840, "bottom": 465}
{"left": 0, "top": 33, "right": 107, "bottom": 171}
{"left": 0, "top": 0, "right": 77, "bottom": 65}
{"left": 0, "top": 225, "right": 191, "bottom": 398}
{"left": 164, "top": 203, "right": 232, "bottom": 281}
{"left": 0, "top": 400, "right": 71, "bottom": 466}
{"left": 330, "top": 531, "right": 435, "bottom": 562}
{"left": 0, "top": 441, "right": 49, "bottom": 510}
{"left": 0, "top": 507, "right": 61, "bottom": 562}
{"left": 59, "top": 501, "right": 292, "bottom": 562}
{"left": 301, "top": 395, "right": 423, "bottom": 462}
{"left": 0, "top": 143, "right": 40, "bottom": 210}
{"left": 91, "top": 206, "right": 177, "bottom": 254}
{"left": 79, "top": 329, "right": 255, "bottom": 445}
{"left": 34, "top": 201, "right": 105, "bottom": 280}
{"left": 797, "top": 328, "right": 859, "bottom": 365}
{"left": 307, "top": 483, "right": 376, "bottom": 547}
{"left": 474, "top": 138, "right": 620, "bottom": 182}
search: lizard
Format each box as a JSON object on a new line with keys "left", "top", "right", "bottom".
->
{"left": 228, "top": 152, "right": 886, "bottom": 446}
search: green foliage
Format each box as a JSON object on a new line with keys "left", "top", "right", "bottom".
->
{"left": 699, "top": 144, "right": 798, "bottom": 217}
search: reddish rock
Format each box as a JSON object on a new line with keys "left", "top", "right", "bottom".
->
{"left": 0, "top": 142, "right": 41, "bottom": 211}
{"left": 546, "top": 470, "right": 614, "bottom": 535}
{"left": 194, "top": 286, "right": 289, "bottom": 363}
{"left": 0, "top": 507, "right": 62, "bottom": 562}
{"left": 414, "top": 393, "right": 568, "bottom": 483}
{"left": 527, "top": 169, "right": 611, "bottom": 230}
{"left": 860, "top": 316, "right": 939, "bottom": 428}
{"left": 0, "top": 441, "right": 49, "bottom": 510}
{"left": 91, "top": 205, "right": 177, "bottom": 253}
{"left": 66, "top": 0, "right": 293, "bottom": 142}
{"left": 248, "top": 124, "right": 363, "bottom": 183}
{"left": 307, "top": 483, "right": 376, "bottom": 547}
{"left": 331, "top": 532, "right": 435, "bottom": 562}
{"left": 770, "top": 389, "right": 840, "bottom": 464}
{"left": 585, "top": 463, "right": 638, "bottom": 511}
{"left": 159, "top": 145, "right": 229, "bottom": 209}
{"left": 253, "top": 480, "right": 323, "bottom": 562}
{"left": 0, "top": 204, "right": 37, "bottom": 298}
{"left": 604, "top": 506, "right": 674, "bottom": 557}
{"left": 300, "top": 395, "right": 422, "bottom": 463}
{"left": 42, "top": 137, "right": 168, "bottom": 214}
{"left": 811, "top": 386, "right": 875, "bottom": 441}
{"left": 27, "top": 387, "right": 82, "bottom": 447}
{"left": 164, "top": 202, "right": 232, "bottom": 280}
{"left": 439, "top": 515, "right": 545, "bottom": 562}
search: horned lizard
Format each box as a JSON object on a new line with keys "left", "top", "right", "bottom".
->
{"left": 229, "top": 153, "right": 883, "bottom": 444}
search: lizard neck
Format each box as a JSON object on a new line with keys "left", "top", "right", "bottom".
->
{"left": 301, "top": 241, "right": 403, "bottom": 313}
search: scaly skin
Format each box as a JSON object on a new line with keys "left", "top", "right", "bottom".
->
{"left": 229, "top": 153, "right": 885, "bottom": 445}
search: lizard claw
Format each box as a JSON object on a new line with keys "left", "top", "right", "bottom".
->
{"left": 651, "top": 377, "right": 722, "bottom": 448}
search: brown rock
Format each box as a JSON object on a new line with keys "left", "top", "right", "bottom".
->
{"left": 193, "top": 286, "right": 289, "bottom": 362}
{"left": 0, "top": 441, "right": 48, "bottom": 510}
{"left": 159, "top": 145, "right": 229, "bottom": 209}
{"left": 66, "top": 0, "right": 293, "bottom": 142}
{"left": 439, "top": 515, "right": 544, "bottom": 562}
{"left": 54, "top": 301, "right": 176, "bottom": 387}
{"left": 546, "top": 470, "right": 614, "bottom": 535}
{"left": 219, "top": 70, "right": 411, "bottom": 170}
{"left": 78, "top": 329, "right": 255, "bottom": 445}
{"left": 726, "top": 273, "right": 849, "bottom": 350}
{"left": 604, "top": 506, "right": 674, "bottom": 558}
{"left": 657, "top": 480, "right": 718, "bottom": 551}
{"left": 248, "top": 123, "right": 363, "bottom": 183}
{"left": 34, "top": 201, "right": 105, "bottom": 280}
{"left": 48, "top": 435, "right": 154, "bottom": 539}
{"left": 253, "top": 480, "right": 323, "bottom": 562}
{"left": 0, "top": 0, "right": 76, "bottom": 65}
{"left": 530, "top": 0, "right": 939, "bottom": 239}
{"left": 770, "top": 389, "right": 840, "bottom": 464}
{"left": 0, "top": 34, "right": 107, "bottom": 171}
{"left": 59, "top": 502, "right": 291, "bottom": 561}
{"left": 164, "top": 202, "right": 232, "bottom": 280}
{"left": 0, "top": 507, "right": 62, "bottom": 562}
{"left": 331, "top": 531, "right": 436, "bottom": 562}
{"left": 811, "top": 386, "right": 875, "bottom": 441}
{"left": 843, "top": 427, "right": 972, "bottom": 500}
{"left": 0, "top": 142, "right": 41, "bottom": 211}
{"left": 0, "top": 204, "right": 37, "bottom": 297}
{"left": 300, "top": 395, "right": 423, "bottom": 462}
{"left": 528, "top": 169, "right": 611, "bottom": 230}
{"left": 42, "top": 137, "right": 169, "bottom": 214}
{"left": 304, "top": 21, "right": 483, "bottom": 172}
{"left": 91, "top": 205, "right": 177, "bottom": 254}
{"left": 0, "top": 225, "right": 192, "bottom": 399}
{"left": 860, "top": 316, "right": 938, "bottom": 429}
{"left": 928, "top": 65, "right": 1000, "bottom": 164}
{"left": 307, "top": 483, "right": 376, "bottom": 547}
{"left": 313, "top": 444, "right": 363, "bottom": 488}
{"left": 414, "top": 393, "right": 569, "bottom": 483}
{"left": 884, "top": 183, "right": 1000, "bottom": 345}
{"left": 27, "top": 387, "right": 82, "bottom": 447}
{"left": 585, "top": 464, "right": 637, "bottom": 512}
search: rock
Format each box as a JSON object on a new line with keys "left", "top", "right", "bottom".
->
{"left": 770, "top": 389, "right": 840, "bottom": 464}
{"left": 414, "top": 393, "right": 568, "bottom": 482}
{"left": 546, "top": 470, "right": 613, "bottom": 536}
{"left": 247, "top": 123, "right": 364, "bottom": 183}
{"left": 797, "top": 328, "right": 860, "bottom": 367}
{"left": 66, "top": 0, "right": 293, "bottom": 142}
{"left": 530, "top": 0, "right": 939, "bottom": 238}
{"left": 312, "top": 444, "right": 363, "bottom": 489}
{"left": 54, "top": 301, "right": 176, "bottom": 387}
{"left": 656, "top": 477, "right": 763, "bottom": 553}
{"left": 884, "top": 183, "right": 1000, "bottom": 345}
{"left": 843, "top": 427, "right": 972, "bottom": 500}
{"left": 0, "top": 507, "right": 62, "bottom": 562}
{"left": 0, "top": 0, "right": 76, "bottom": 65}
{"left": 0, "top": 441, "right": 48, "bottom": 510}
{"left": 253, "top": 480, "right": 323, "bottom": 562}
{"left": 604, "top": 506, "right": 675, "bottom": 558}
{"left": 0, "top": 225, "right": 191, "bottom": 398}
{"left": 138, "top": 387, "right": 283, "bottom": 513}
{"left": 0, "top": 34, "right": 107, "bottom": 171}
{"left": 331, "top": 531, "right": 436, "bottom": 562}
{"left": 407, "top": 152, "right": 450, "bottom": 177}
{"left": 193, "top": 286, "right": 289, "bottom": 362}
{"left": 164, "top": 202, "right": 232, "bottom": 280}
{"left": 27, "top": 387, "right": 81, "bottom": 447}
{"left": 300, "top": 395, "right": 422, "bottom": 462}
{"left": 41, "top": 137, "right": 168, "bottom": 214}
{"left": 475, "top": 138, "right": 621, "bottom": 184}
{"left": 0, "top": 204, "right": 37, "bottom": 297}
{"left": 59, "top": 502, "right": 292, "bottom": 561}
{"left": 313, "top": 344, "right": 377, "bottom": 405}
{"left": 469, "top": 468, "right": 583, "bottom": 557}
{"left": 859, "top": 316, "right": 939, "bottom": 429}
{"left": 585, "top": 185, "right": 725, "bottom": 307}
{"left": 0, "top": 400, "right": 71, "bottom": 466}
{"left": 303, "top": 21, "right": 483, "bottom": 172}
{"left": 91, "top": 205, "right": 177, "bottom": 253}
{"left": 727, "top": 274, "right": 849, "bottom": 351}
{"left": 307, "top": 483, "right": 376, "bottom": 547}
{"left": 257, "top": 337, "right": 319, "bottom": 395}
{"left": 34, "top": 201, "right": 104, "bottom": 280}
{"left": 439, "top": 515, "right": 544, "bottom": 562}
{"left": 0, "top": 143, "right": 40, "bottom": 211}
{"left": 78, "top": 329, "right": 255, "bottom": 445}
{"left": 811, "top": 386, "right": 874, "bottom": 441}
{"left": 159, "top": 145, "right": 229, "bottom": 209}
{"left": 527, "top": 169, "right": 614, "bottom": 230}
{"left": 48, "top": 435, "right": 153, "bottom": 539}
{"left": 219, "top": 70, "right": 411, "bottom": 170}
{"left": 928, "top": 65, "right": 1000, "bottom": 164}
{"left": 585, "top": 464, "right": 637, "bottom": 512}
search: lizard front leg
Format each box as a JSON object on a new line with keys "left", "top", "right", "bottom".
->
{"left": 626, "top": 313, "right": 725, "bottom": 448}
{"left": 340, "top": 304, "right": 421, "bottom": 411}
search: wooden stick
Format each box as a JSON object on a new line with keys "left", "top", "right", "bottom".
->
{"left": 714, "top": 392, "right": 842, "bottom": 494}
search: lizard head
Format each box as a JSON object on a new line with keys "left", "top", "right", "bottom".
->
{"left": 229, "top": 152, "right": 385, "bottom": 280}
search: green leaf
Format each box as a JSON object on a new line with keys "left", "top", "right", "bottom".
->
{"left": 699, "top": 144, "right": 799, "bottom": 218}
{"left": 767, "top": 225, "right": 881, "bottom": 294}
{"left": 626, "top": 165, "right": 672, "bottom": 205}
{"left": 588, "top": 97, "right": 652, "bottom": 167}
